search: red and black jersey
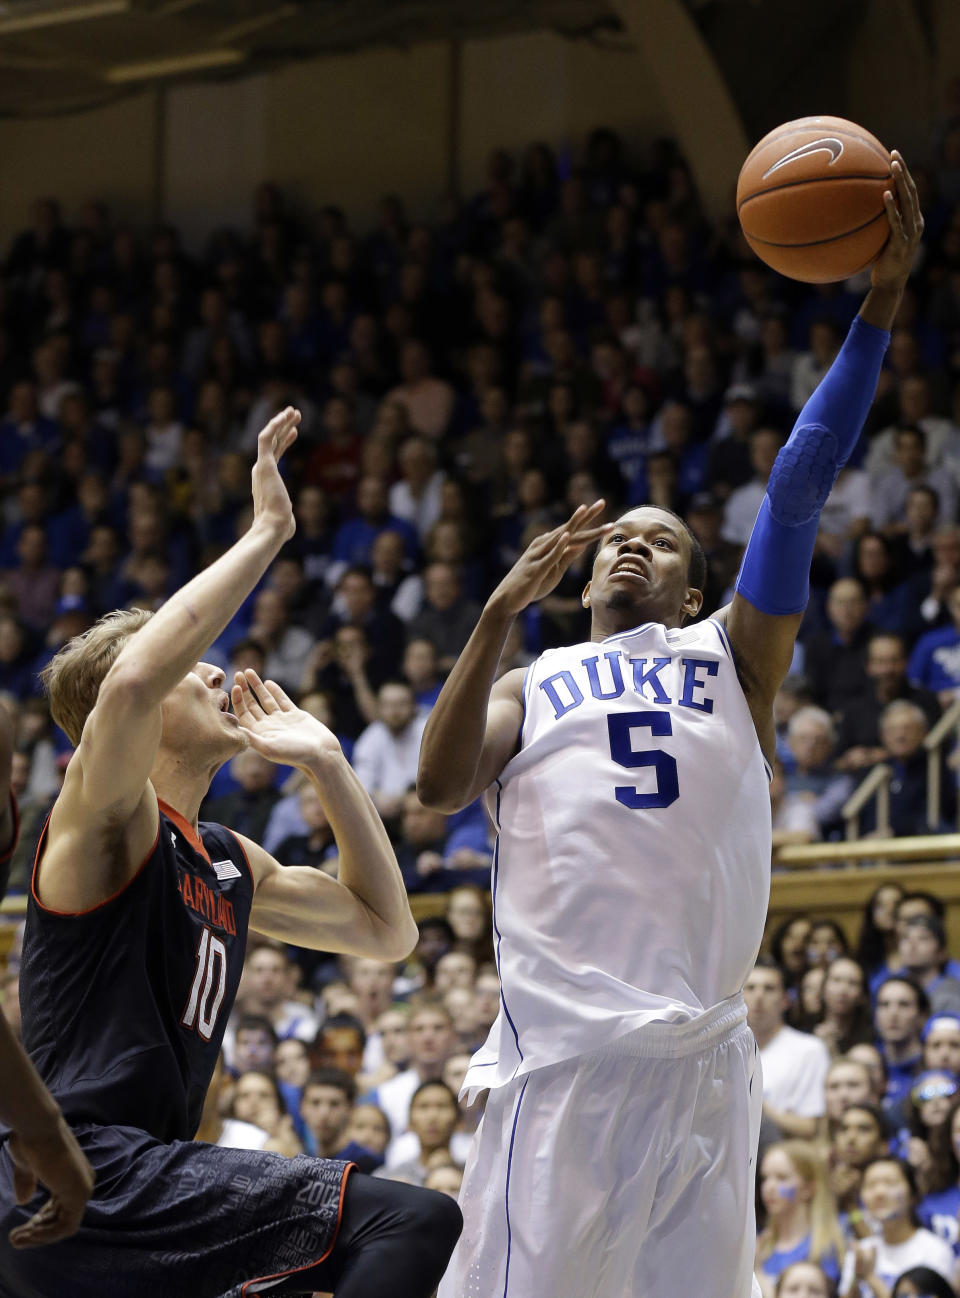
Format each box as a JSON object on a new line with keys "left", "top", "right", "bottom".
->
{"left": 19, "top": 799, "right": 254, "bottom": 1143}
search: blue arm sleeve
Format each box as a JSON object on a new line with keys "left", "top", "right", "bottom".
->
{"left": 734, "top": 314, "right": 890, "bottom": 616}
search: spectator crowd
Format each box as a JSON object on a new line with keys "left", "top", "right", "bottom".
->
{"left": 2, "top": 104, "right": 960, "bottom": 1296}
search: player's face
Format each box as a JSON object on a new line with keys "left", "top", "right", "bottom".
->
{"left": 777, "top": 1263, "right": 830, "bottom": 1298}
{"left": 824, "top": 1064, "right": 872, "bottom": 1121}
{"left": 161, "top": 659, "right": 243, "bottom": 758}
{"left": 583, "top": 508, "right": 700, "bottom": 630}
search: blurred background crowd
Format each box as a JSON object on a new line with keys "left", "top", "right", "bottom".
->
{"left": 2, "top": 114, "right": 960, "bottom": 1296}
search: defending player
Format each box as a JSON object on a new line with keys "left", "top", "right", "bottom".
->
{"left": 419, "top": 154, "right": 923, "bottom": 1297}
{"left": 0, "top": 409, "right": 461, "bottom": 1297}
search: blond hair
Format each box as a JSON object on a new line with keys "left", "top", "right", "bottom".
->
{"left": 757, "top": 1140, "right": 844, "bottom": 1269}
{"left": 41, "top": 608, "right": 153, "bottom": 746}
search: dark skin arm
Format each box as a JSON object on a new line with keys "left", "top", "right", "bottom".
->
{"left": 0, "top": 1012, "right": 94, "bottom": 1248}
{"left": 417, "top": 503, "right": 608, "bottom": 812}
{"left": 718, "top": 152, "right": 924, "bottom": 760}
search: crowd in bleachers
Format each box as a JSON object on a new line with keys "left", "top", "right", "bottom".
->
{"left": 2, "top": 114, "right": 960, "bottom": 1295}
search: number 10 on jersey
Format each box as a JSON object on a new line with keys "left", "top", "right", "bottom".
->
{"left": 182, "top": 925, "right": 228, "bottom": 1041}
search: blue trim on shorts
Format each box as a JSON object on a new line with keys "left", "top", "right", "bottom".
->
{"left": 491, "top": 779, "right": 523, "bottom": 1065}
{"left": 503, "top": 1077, "right": 529, "bottom": 1298}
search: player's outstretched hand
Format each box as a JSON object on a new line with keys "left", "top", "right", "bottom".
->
{"left": 489, "top": 501, "right": 608, "bottom": 617}
{"left": 871, "top": 150, "right": 924, "bottom": 291}
{"left": 232, "top": 669, "right": 342, "bottom": 770}
{"left": 7, "top": 1116, "right": 94, "bottom": 1249}
{"left": 251, "top": 406, "right": 300, "bottom": 544}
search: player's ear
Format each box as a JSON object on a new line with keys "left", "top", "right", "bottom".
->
{"left": 582, "top": 579, "right": 591, "bottom": 609}
{"left": 681, "top": 585, "right": 703, "bottom": 620}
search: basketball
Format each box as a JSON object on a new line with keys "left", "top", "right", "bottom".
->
{"left": 737, "top": 115, "right": 893, "bottom": 283}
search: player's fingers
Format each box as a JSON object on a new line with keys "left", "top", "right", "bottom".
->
{"left": 882, "top": 188, "right": 904, "bottom": 239}
{"left": 890, "top": 156, "right": 912, "bottom": 225}
{"left": 276, "top": 422, "right": 299, "bottom": 458}
{"left": 242, "top": 669, "right": 278, "bottom": 712}
{"left": 234, "top": 672, "right": 265, "bottom": 720}
{"left": 537, "top": 532, "right": 570, "bottom": 566}
{"left": 9, "top": 1198, "right": 74, "bottom": 1249}
{"left": 257, "top": 406, "right": 295, "bottom": 452}
{"left": 564, "top": 523, "right": 611, "bottom": 552}
{"left": 895, "top": 151, "right": 923, "bottom": 235}
{"left": 566, "top": 499, "right": 606, "bottom": 533}
{"left": 260, "top": 679, "right": 296, "bottom": 712}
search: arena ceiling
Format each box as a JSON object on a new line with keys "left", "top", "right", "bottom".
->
{"left": 0, "top": 0, "right": 622, "bottom": 116}
{"left": 0, "top": 0, "right": 895, "bottom": 129}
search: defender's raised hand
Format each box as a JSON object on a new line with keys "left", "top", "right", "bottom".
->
{"left": 251, "top": 406, "right": 300, "bottom": 543}
{"left": 489, "top": 501, "right": 608, "bottom": 617}
{"left": 232, "top": 669, "right": 341, "bottom": 770}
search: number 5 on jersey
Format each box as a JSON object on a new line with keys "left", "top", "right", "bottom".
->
{"left": 607, "top": 710, "right": 680, "bottom": 809}
{"left": 182, "top": 926, "right": 228, "bottom": 1040}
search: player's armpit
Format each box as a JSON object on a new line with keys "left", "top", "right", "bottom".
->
{"left": 715, "top": 600, "right": 802, "bottom": 760}
{"left": 242, "top": 836, "right": 412, "bottom": 959}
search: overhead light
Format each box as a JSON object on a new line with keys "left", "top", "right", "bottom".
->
{"left": 105, "top": 48, "right": 247, "bottom": 83}
{"left": 0, "top": 0, "right": 129, "bottom": 34}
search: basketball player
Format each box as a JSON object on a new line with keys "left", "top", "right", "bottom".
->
{"left": 419, "top": 154, "right": 923, "bottom": 1298}
{"left": 0, "top": 408, "right": 461, "bottom": 1297}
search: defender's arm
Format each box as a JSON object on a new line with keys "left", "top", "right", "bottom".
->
{"left": 43, "top": 411, "right": 299, "bottom": 911}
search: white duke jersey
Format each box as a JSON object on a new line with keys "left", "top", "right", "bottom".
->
{"left": 464, "top": 617, "right": 772, "bottom": 1098}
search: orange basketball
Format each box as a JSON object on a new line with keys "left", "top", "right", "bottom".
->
{"left": 737, "top": 115, "right": 893, "bottom": 283}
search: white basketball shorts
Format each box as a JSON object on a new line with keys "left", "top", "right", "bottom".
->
{"left": 438, "top": 995, "right": 763, "bottom": 1298}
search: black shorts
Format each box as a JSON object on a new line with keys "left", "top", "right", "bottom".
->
{"left": 0, "top": 1122, "right": 353, "bottom": 1298}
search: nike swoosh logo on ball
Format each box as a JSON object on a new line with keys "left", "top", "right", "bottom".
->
{"left": 761, "top": 137, "right": 844, "bottom": 179}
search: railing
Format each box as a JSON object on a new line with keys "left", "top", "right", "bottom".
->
{"left": 839, "top": 696, "right": 960, "bottom": 841}
{"left": 842, "top": 762, "right": 891, "bottom": 840}
{"left": 927, "top": 696, "right": 960, "bottom": 831}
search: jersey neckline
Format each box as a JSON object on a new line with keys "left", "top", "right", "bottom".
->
{"left": 600, "top": 621, "right": 657, "bottom": 644}
{"left": 158, "top": 799, "right": 211, "bottom": 864}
